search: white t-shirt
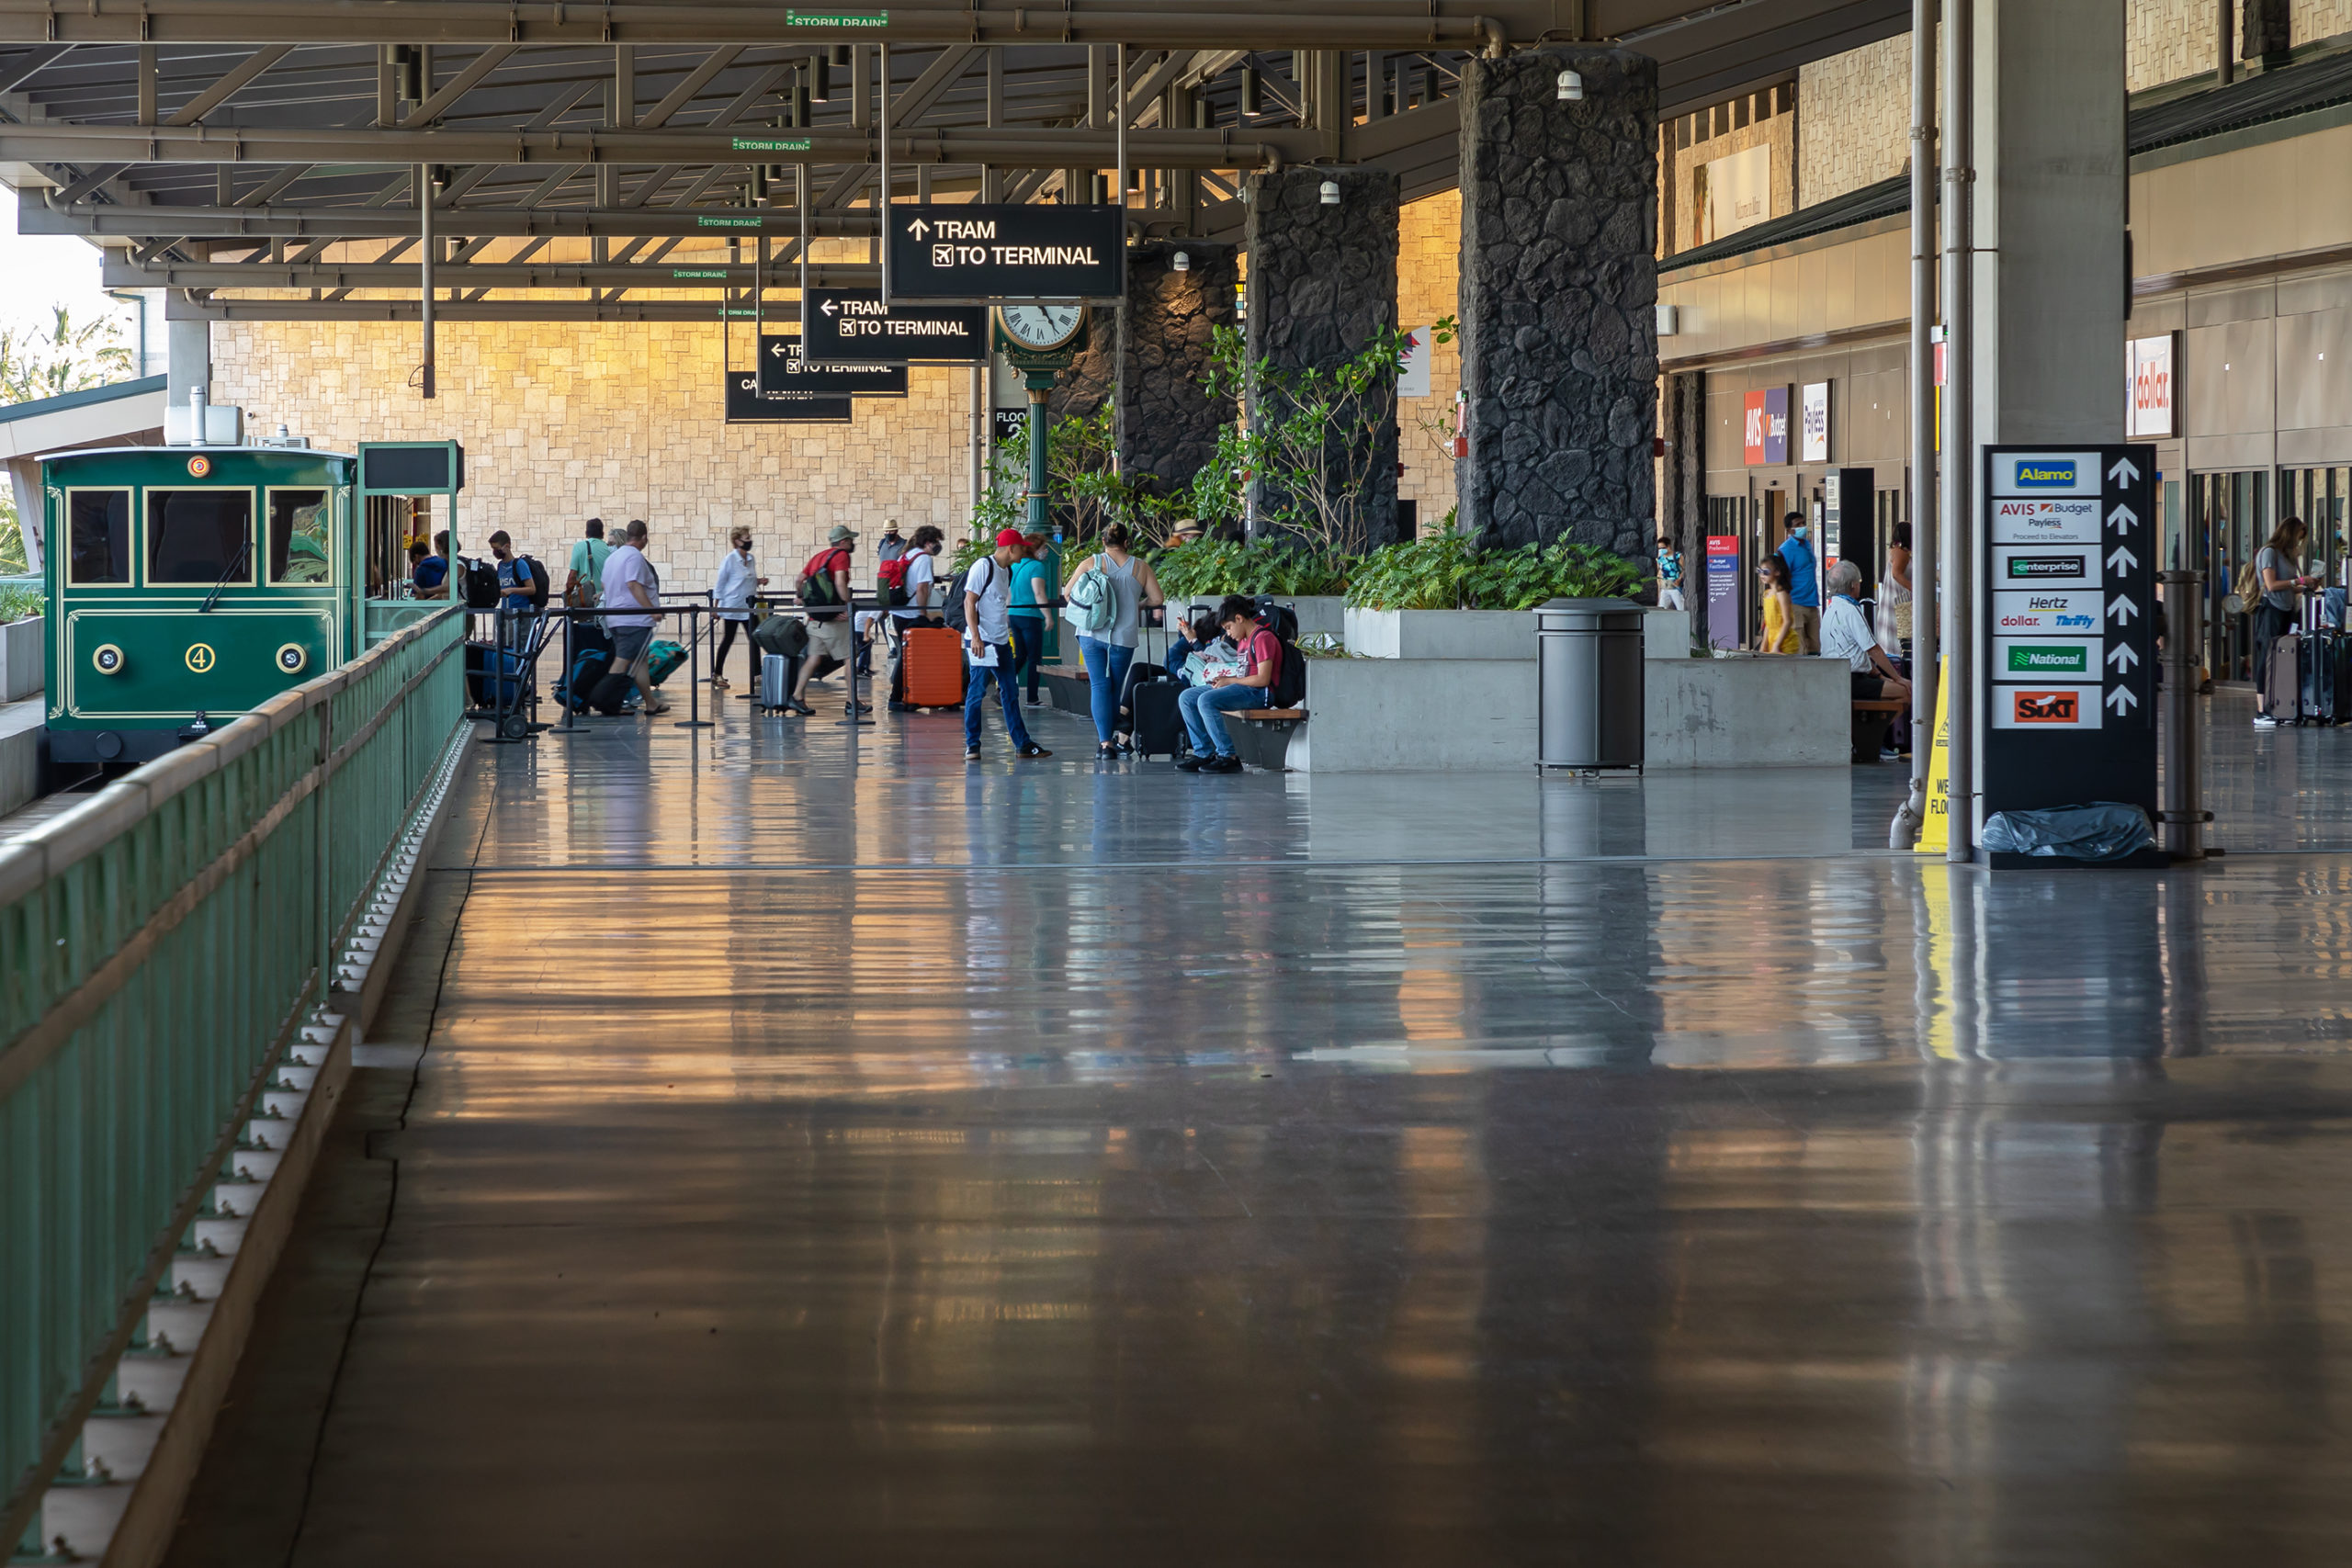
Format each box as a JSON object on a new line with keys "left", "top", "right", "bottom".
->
{"left": 1821, "top": 593, "right": 1876, "bottom": 673}
{"left": 603, "top": 543, "right": 661, "bottom": 629}
{"left": 964, "top": 553, "right": 1012, "bottom": 645}
{"left": 892, "top": 549, "right": 939, "bottom": 622}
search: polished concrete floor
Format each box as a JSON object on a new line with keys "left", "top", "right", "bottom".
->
{"left": 164, "top": 682, "right": 2352, "bottom": 1566}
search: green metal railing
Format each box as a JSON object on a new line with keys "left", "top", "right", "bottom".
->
{"left": 0, "top": 606, "right": 466, "bottom": 1549}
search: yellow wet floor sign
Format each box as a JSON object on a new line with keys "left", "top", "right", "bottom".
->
{"left": 1919, "top": 659, "right": 1951, "bottom": 854}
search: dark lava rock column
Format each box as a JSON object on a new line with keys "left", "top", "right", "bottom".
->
{"left": 1118, "top": 244, "right": 1240, "bottom": 508}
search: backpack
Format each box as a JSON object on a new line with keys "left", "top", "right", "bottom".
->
{"left": 799, "top": 547, "right": 850, "bottom": 619}
{"left": 521, "top": 555, "right": 550, "bottom": 611}
{"left": 752, "top": 614, "right": 808, "bottom": 659}
{"left": 1254, "top": 596, "right": 1299, "bottom": 641}
{"left": 1269, "top": 634, "right": 1307, "bottom": 709}
{"left": 876, "top": 555, "right": 912, "bottom": 608}
{"left": 459, "top": 556, "right": 500, "bottom": 610}
{"left": 2233, "top": 557, "right": 2260, "bottom": 610}
{"left": 941, "top": 558, "right": 986, "bottom": 634}
{"left": 1065, "top": 560, "right": 1115, "bottom": 634}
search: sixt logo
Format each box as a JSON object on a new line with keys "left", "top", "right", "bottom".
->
{"left": 2013, "top": 460, "right": 2078, "bottom": 490}
{"left": 2012, "top": 691, "right": 2080, "bottom": 723}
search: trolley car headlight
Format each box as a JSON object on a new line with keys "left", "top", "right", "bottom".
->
{"left": 275, "top": 643, "right": 309, "bottom": 675}
{"left": 92, "top": 643, "right": 125, "bottom": 676}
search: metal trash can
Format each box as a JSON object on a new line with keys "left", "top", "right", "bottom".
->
{"left": 1537, "top": 597, "right": 1645, "bottom": 770}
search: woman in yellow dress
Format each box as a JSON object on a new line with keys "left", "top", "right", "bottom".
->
{"left": 1758, "top": 555, "right": 1800, "bottom": 654}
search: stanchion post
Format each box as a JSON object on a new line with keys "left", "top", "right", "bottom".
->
{"left": 677, "top": 602, "right": 712, "bottom": 728}
{"left": 552, "top": 607, "right": 582, "bottom": 734}
{"left": 2159, "top": 568, "right": 2207, "bottom": 860}
{"left": 840, "top": 591, "right": 874, "bottom": 726}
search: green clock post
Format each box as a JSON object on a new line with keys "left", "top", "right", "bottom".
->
{"left": 992, "top": 303, "right": 1091, "bottom": 539}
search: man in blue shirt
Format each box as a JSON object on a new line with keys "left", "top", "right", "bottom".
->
{"left": 489, "top": 529, "right": 538, "bottom": 648}
{"left": 1777, "top": 512, "right": 1822, "bottom": 653}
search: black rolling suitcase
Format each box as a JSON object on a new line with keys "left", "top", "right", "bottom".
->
{"left": 1130, "top": 675, "right": 1187, "bottom": 759}
{"left": 2301, "top": 632, "right": 2335, "bottom": 724}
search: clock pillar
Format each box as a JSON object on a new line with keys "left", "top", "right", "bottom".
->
{"left": 1024, "top": 370, "right": 1056, "bottom": 537}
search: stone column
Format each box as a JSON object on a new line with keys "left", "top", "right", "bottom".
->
{"left": 1118, "top": 243, "right": 1239, "bottom": 511}
{"left": 1455, "top": 47, "right": 1658, "bottom": 556}
{"left": 1243, "top": 164, "right": 1402, "bottom": 551}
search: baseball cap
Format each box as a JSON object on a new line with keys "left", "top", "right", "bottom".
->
{"left": 994, "top": 528, "right": 1027, "bottom": 547}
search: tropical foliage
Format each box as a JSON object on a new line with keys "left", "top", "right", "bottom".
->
{"left": 0, "top": 308, "right": 134, "bottom": 573}
{"left": 1196, "top": 322, "right": 1412, "bottom": 558}
{"left": 0, "top": 582, "right": 42, "bottom": 622}
{"left": 1345, "top": 518, "right": 1645, "bottom": 611}
{"left": 1148, "top": 539, "right": 1351, "bottom": 599}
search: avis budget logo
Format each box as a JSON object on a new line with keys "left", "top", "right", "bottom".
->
{"left": 2011, "top": 690, "right": 2080, "bottom": 724}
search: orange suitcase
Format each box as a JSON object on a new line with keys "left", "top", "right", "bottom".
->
{"left": 897, "top": 626, "right": 967, "bottom": 709}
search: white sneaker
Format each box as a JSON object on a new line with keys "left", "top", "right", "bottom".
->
{"left": 2254, "top": 714, "right": 2279, "bottom": 728}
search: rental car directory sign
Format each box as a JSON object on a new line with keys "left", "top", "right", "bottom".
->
{"left": 1983, "top": 446, "right": 2157, "bottom": 820}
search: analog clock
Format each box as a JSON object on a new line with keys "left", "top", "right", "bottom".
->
{"left": 997, "top": 303, "right": 1085, "bottom": 353}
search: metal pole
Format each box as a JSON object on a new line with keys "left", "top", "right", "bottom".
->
{"left": 1027, "top": 378, "right": 1051, "bottom": 536}
{"left": 1940, "top": 0, "right": 1975, "bottom": 864}
{"left": 879, "top": 42, "right": 892, "bottom": 304}
{"left": 2218, "top": 0, "right": 2234, "bottom": 86}
{"left": 2160, "top": 568, "right": 2207, "bottom": 859}
{"left": 418, "top": 162, "right": 435, "bottom": 399}
{"left": 1894, "top": 0, "right": 1939, "bottom": 848}
{"left": 798, "top": 164, "right": 810, "bottom": 340}
{"left": 552, "top": 607, "right": 582, "bottom": 734}
{"left": 840, "top": 592, "right": 874, "bottom": 725}
{"left": 1113, "top": 41, "right": 1128, "bottom": 479}
{"left": 677, "top": 603, "right": 710, "bottom": 728}
{"left": 971, "top": 361, "right": 988, "bottom": 522}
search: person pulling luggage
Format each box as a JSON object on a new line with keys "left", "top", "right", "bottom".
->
{"left": 711, "top": 527, "right": 766, "bottom": 691}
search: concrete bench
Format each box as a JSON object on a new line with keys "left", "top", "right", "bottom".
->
{"left": 1227, "top": 707, "right": 1306, "bottom": 769}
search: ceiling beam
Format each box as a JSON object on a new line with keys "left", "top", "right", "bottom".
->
{"left": 395, "top": 43, "right": 515, "bottom": 127}
{"left": 29, "top": 202, "right": 896, "bottom": 238}
{"left": 164, "top": 295, "right": 876, "bottom": 322}
{"left": 164, "top": 44, "right": 295, "bottom": 125}
{"left": 111, "top": 258, "right": 883, "bottom": 289}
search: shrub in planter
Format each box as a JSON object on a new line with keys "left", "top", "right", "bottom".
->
{"left": 1148, "top": 539, "right": 1351, "bottom": 599}
{"left": 1345, "top": 521, "right": 1643, "bottom": 612}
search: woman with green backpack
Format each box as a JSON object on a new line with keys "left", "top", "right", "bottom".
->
{"left": 1063, "top": 523, "right": 1165, "bottom": 758}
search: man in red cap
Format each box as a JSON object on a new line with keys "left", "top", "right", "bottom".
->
{"left": 963, "top": 528, "right": 1052, "bottom": 761}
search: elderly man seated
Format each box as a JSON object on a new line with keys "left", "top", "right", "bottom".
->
{"left": 1822, "top": 559, "right": 1911, "bottom": 703}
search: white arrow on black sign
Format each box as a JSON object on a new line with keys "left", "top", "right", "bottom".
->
{"left": 2108, "top": 641, "right": 2140, "bottom": 671}
{"left": 2108, "top": 456, "right": 2143, "bottom": 485}
{"left": 2107, "top": 685, "right": 2140, "bottom": 716}
{"left": 907, "top": 218, "right": 931, "bottom": 241}
{"left": 821, "top": 299, "right": 838, "bottom": 315}
{"left": 2107, "top": 504, "right": 2139, "bottom": 534}
{"left": 2106, "top": 544, "right": 2139, "bottom": 573}
{"left": 769, "top": 340, "right": 788, "bottom": 357}
{"left": 2108, "top": 593, "right": 2139, "bottom": 624}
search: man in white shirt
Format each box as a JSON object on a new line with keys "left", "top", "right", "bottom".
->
{"left": 962, "top": 528, "right": 1049, "bottom": 761}
{"left": 1822, "top": 559, "right": 1909, "bottom": 703}
{"left": 600, "top": 519, "right": 670, "bottom": 716}
{"left": 886, "top": 525, "right": 945, "bottom": 708}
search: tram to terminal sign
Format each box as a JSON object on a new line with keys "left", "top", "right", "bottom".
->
{"left": 1982, "top": 444, "right": 2157, "bottom": 823}
{"left": 884, "top": 203, "right": 1125, "bottom": 302}
{"left": 755, "top": 335, "right": 910, "bottom": 398}
{"left": 724, "top": 373, "right": 851, "bottom": 423}
{"left": 801, "top": 289, "right": 988, "bottom": 364}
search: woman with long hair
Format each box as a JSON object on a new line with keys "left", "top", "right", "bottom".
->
{"left": 2255, "top": 515, "right": 2319, "bottom": 728}
{"left": 1757, "top": 555, "right": 1799, "bottom": 655}
{"left": 1064, "top": 523, "right": 1165, "bottom": 757}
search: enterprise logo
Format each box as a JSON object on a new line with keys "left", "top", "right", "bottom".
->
{"left": 2013, "top": 460, "right": 2079, "bottom": 490}
{"left": 2007, "top": 557, "right": 2082, "bottom": 580}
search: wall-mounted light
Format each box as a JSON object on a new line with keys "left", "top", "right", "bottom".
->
{"left": 1319, "top": 179, "right": 1340, "bottom": 206}
{"left": 1557, "top": 70, "right": 1585, "bottom": 102}
{"left": 1172, "top": 251, "right": 1192, "bottom": 272}
{"left": 1656, "top": 303, "right": 1679, "bottom": 337}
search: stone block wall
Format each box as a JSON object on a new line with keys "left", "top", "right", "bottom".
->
{"left": 1398, "top": 190, "right": 1464, "bottom": 532}
{"left": 1660, "top": 88, "right": 1795, "bottom": 258}
{"left": 209, "top": 319, "right": 979, "bottom": 595}
{"left": 1457, "top": 46, "right": 1657, "bottom": 555}
{"left": 1798, "top": 33, "right": 1918, "bottom": 207}
{"left": 2301, "top": 0, "right": 2352, "bottom": 42}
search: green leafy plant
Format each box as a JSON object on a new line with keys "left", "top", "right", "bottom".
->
{"left": 1149, "top": 539, "right": 1351, "bottom": 599}
{"left": 0, "top": 582, "right": 44, "bottom": 622}
{"left": 1200, "top": 321, "right": 1411, "bottom": 558}
{"left": 1345, "top": 517, "right": 1644, "bottom": 611}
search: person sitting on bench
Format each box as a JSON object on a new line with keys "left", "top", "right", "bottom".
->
{"left": 1176, "top": 595, "right": 1280, "bottom": 773}
{"left": 1823, "top": 559, "right": 1909, "bottom": 703}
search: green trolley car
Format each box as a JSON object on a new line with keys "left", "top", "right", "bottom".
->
{"left": 41, "top": 438, "right": 464, "bottom": 766}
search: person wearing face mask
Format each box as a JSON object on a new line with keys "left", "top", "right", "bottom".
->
{"left": 710, "top": 527, "right": 767, "bottom": 691}
{"left": 1778, "top": 512, "right": 1822, "bottom": 654}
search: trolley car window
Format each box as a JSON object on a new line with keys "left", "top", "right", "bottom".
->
{"left": 67, "top": 490, "right": 130, "bottom": 584}
{"left": 267, "top": 489, "right": 331, "bottom": 584}
{"left": 147, "top": 490, "right": 254, "bottom": 585}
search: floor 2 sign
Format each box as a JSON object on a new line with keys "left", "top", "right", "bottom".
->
{"left": 1982, "top": 445, "right": 2157, "bottom": 820}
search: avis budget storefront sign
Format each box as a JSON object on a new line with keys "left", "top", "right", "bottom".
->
{"left": 1741, "top": 388, "right": 1789, "bottom": 466}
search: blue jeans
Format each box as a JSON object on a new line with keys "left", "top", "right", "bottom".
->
{"left": 1079, "top": 637, "right": 1135, "bottom": 744}
{"left": 1178, "top": 682, "right": 1268, "bottom": 758}
{"left": 964, "top": 643, "right": 1037, "bottom": 750}
{"left": 1010, "top": 615, "right": 1046, "bottom": 701}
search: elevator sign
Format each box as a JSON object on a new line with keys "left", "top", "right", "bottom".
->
{"left": 884, "top": 203, "right": 1126, "bottom": 301}
{"left": 1982, "top": 445, "right": 2157, "bottom": 825}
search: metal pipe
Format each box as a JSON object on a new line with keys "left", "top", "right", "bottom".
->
{"left": 2160, "top": 567, "right": 2207, "bottom": 859}
{"left": 1939, "top": 0, "right": 1973, "bottom": 863}
{"left": 1894, "top": 0, "right": 1937, "bottom": 849}
{"left": 1114, "top": 40, "right": 1127, "bottom": 477}
{"left": 418, "top": 161, "right": 435, "bottom": 399}
{"left": 879, "top": 41, "right": 892, "bottom": 304}
{"left": 2218, "top": 0, "right": 2234, "bottom": 85}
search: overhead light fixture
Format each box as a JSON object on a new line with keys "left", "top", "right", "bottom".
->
{"left": 1240, "top": 66, "right": 1261, "bottom": 118}
{"left": 1557, "top": 70, "right": 1585, "bottom": 102}
{"left": 812, "top": 51, "right": 833, "bottom": 101}
{"left": 1173, "top": 251, "right": 1192, "bottom": 272}
{"left": 1319, "top": 179, "right": 1340, "bottom": 206}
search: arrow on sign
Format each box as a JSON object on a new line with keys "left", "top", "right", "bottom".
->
{"left": 2107, "top": 684, "right": 2140, "bottom": 716}
{"left": 820, "top": 299, "right": 838, "bottom": 316}
{"left": 2108, "top": 593, "right": 2140, "bottom": 624}
{"left": 2109, "top": 456, "right": 2142, "bottom": 485}
{"left": 907, "top": 218, "right": 932, "bottom": 241}
{"left": 2107, "top": 504, "right": 2139, "bottom": 534}
{"left": 2108, "top": 641, "right": 2140, "bottom": 672}
{"left": 2106, "top": 544, "right": 2139, "bottom": 573}
{"left": 769, "top": 339, "right": 789, "bottom": 357}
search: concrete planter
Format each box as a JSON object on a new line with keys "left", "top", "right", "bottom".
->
{"left": 1643, "top": 654, "right": 1849, "bottom": 769}
{"left": 1342, "top": 606, "right": 1534, "bottom": 660}
{"left": 1, "top": 615, "right": 42, "bottom": 702}
{"left": 1282, "top": 656, "right": 1538, "bottom": 772}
